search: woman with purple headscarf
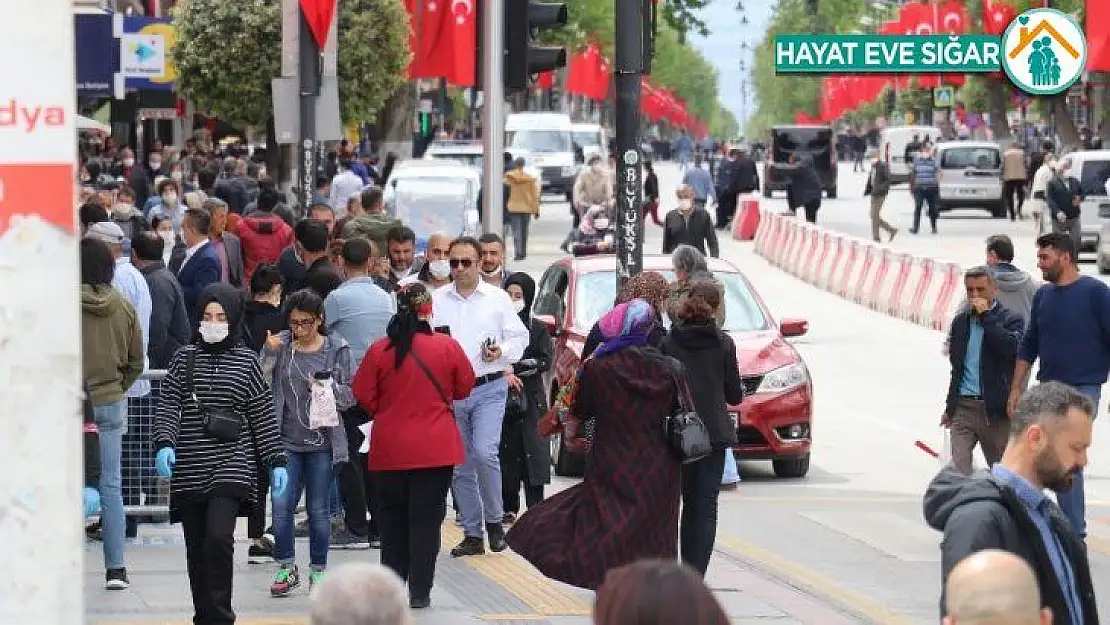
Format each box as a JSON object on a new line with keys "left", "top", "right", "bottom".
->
{"left": 506, "top": 299, "right": 683, "bottom": 590}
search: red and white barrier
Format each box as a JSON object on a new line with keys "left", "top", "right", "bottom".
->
{"left": 741, "top": 209, "right": 967, "bottom": 334}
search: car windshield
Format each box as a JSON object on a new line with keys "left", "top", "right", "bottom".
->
{"left": 508, "top": 130, "right": 572, "bottom": 153}
{"left": 429, "top": 152, "right": 483, "bottom": 169}
{"left": 1078, "top": 160, "right": 1110, "bottom": 196}
{"left": 573, "top": 270, "right": 770, "bottom": 333}
{"left": 573, "top": 131, "right": 600, "bottom": 147}
{"left": 940, "top": 147, "right": 1001, "bottom": 170}
{"left": 772, "top": 127, "right": 833, "bottom": 169}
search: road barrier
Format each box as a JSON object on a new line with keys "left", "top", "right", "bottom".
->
{"left": 747, "top": 209, "right": 964, "bottom": 333}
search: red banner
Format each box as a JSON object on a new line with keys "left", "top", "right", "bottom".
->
{"left": 1088, "top": 0, "right": 1110, "bottom": 71}
{"left": 299, "top": 0, "right": 337, "bottom": 48}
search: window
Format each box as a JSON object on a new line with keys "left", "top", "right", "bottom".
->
{"left": 1078, "top": 160, "right": 1110, "bottom": 196}
{"left": 940, "top": 147, "right": 1001, "bottom": 170}
{"left": 507, "top": 130, "right": 572, "bottom": 154}
{"left": 429, "top": 152, "right": 483, "bottom": 169}
{"left": 573, "top": 131, "right": 600, "bottom": 148}
{"left": 534, "top": 266, "right": 567, "bottom": 316}
{"left": 573, "top": 271, "right": 770, "bottom": 333}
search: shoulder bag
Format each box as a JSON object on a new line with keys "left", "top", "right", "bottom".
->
{"left": 664, "top": 365, "right": 712, "bottom": 463}
{"left": 186, "top": 349, "right": 243, "bottom": 443}
{"left": 409, "top": 350, "right": 452, "bottom": 408}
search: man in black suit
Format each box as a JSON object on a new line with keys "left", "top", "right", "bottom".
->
{"left": 173, "top": 208, "right": 222, "bottom": 323}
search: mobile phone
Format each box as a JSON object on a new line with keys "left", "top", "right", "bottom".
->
{"left": 435, "top": 325, "right": 451, "bottom": 336}
{"left": 314, "top": 370, "right": 332, "bottom": 380}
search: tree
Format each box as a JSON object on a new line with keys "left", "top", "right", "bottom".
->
{"left": 171, "top": 0, "right": 410, "bottom": 130}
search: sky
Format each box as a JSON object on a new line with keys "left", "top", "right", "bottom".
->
{"left": 690, "top": 0, "right": 774, "bottom": 135}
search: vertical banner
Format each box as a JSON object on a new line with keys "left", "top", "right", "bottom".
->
{"left": 0, "top": 0, "right": 83, "bottom": 623}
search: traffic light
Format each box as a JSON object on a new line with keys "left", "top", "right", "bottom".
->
{"left": 504, "top": 0, "right": 568, "bottom": 91}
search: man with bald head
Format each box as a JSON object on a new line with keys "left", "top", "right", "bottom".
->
{"left": 400, "top": 232, "right": 452, "bottom": 290}
{"left": 945, "top": 550, "right": 1052, "bottom": 625}
{"left": 925, "top": 382, "right": 1098, "bottom": 624}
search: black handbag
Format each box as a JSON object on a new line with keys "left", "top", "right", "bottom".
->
{"left": 506, "top": 386, "right": 529, "bottom": 415}
{"left": 186, "top": 349, "right": 242, "bottom": 443}
{"left": 664, "top": 367, "right": 712, "bottom": 464}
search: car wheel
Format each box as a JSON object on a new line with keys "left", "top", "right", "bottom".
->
{"left": 772, "top": 454, "right": 810, "bottom": 478}
{"left": 990, "top": 202, "right": 1007, "bottom": 219}
{"left": 826, "top": 187, "right": 837, "bottom": 199}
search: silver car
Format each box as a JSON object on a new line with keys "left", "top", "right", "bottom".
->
{"left": 934, "top": 141, "right": 1006, "bottom": 218}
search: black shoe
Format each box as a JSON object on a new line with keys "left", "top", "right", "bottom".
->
{"left": 410, "top": 596, "right": 432, "bottom": 609}
{"left": 86, "top": 521, "right": 103, "bottom": 542}
{"left": 487, "top": 523, "right": 508, "bottom": 553}
{"left": 450, "top": 536, "right": 486, "bottom": 557}
{"left": 248, "top": 537, "right": 275, "bottom": 564}
{"left": 330, "top": 529, "right": 370, "bottom": 550}
{"left": 909, "top": 228, "right": 919, "bottom": 235}
{"left": 105, "top": 568, "right": 130, "bottom": 590}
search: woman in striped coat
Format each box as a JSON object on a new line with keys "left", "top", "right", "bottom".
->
{"left": 153, "top": 282, "right": 288, "bottom": 625}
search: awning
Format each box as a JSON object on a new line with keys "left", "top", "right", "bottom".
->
{"left": 77, "top": 115, "right": 112, "bottom": 135}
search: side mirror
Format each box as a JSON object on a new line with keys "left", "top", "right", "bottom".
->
{"left": 780, "top": 318, "right": 808, "bottom": 338}
{"left": 534, "top": 314, "right": 560, "bottom": 337}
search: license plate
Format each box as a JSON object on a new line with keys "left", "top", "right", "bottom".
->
{"left": 958, "top": 188, "right": 981, "bottom": 196}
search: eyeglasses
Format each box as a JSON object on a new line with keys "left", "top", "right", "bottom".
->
{"left": 289, "top": 318, "right": 317, "bottom": 328}
{"left": 449, "top": 259, "right": 474, "bottom": 269}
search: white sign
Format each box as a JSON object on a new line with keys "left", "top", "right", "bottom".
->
{"left": 120, "top": 32, "right": 167, "bottom": 78}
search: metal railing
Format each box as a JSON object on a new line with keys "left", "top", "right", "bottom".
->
{"left": 123, "top": 369, "right": 170, "bottom": 518}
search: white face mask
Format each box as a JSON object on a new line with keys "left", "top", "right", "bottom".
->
{"left": 428, "top": 259, "right": 451, "bottom": 280}
{"left": 199, "top": 321, "right": 229, "bottom": 343}
{"left": 122, "top": 158, "right": 135, "bottom": 167}
{"left": 593, "top": 218, "right": 610, "bottom": 230}
{"left": 171, "top": 171, "right": 184, "bottom": 182}
{"left": 679, "top": 199, "right": 693, "bottom": 211}
{"left": 512, "top": 299, "right": 526, "bottom": 314}
{"left": 162, "top": 193, "right": 178, "bottom": 206}
{"left": 159, "top": 231, "right": 175, "bottom": 249}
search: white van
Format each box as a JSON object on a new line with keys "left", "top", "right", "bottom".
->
{"left": 506, "top": 112, "right": 577, "bottom": 200}
{"left": 934, "top": 141, "right": 1005, "bottom": 218}
{"left": 571, "top": 122, "right": 607, "bottom": 164}
{"left": 880, "top": 125, "right": 944, "bottom": 184}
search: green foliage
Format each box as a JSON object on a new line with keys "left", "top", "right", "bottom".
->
{"left": 171, "top": 0, "right": 411, "bottom": 127}
{"left": 711, "top": 108, "right": 740, "bottom": 138}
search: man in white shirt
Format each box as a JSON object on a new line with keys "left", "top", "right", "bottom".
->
{"left": 329, "top": 158, "right": 365, "bottom": 213}
{"left": 432, "top": 237, "right": 529, "bottom": 557}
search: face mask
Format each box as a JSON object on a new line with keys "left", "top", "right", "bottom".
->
{"left": 199, "top": 321, "right": 229, "bottom": 344}
{"left": 512, "top": 299, "right": 526, "bottom": 314}
{"left": 429, "top": 259, "right": 451, "bottom": 280}
{"left": 162, "top": 193, "right": 178, "bottom": 206}
{"left": 149, "top": 160, "right": 162, "bottom": 170}
{"left": 481, "top": 266, "right": 502, "bottom": 278}
{"left": 679, "top": 199, "right": 693, "bottom": 210}
{"left": 159, "top": 231, "right": 175, "bottom": 249}
{"left": 122, "top": 158, "right": 135, "bottom": 168}
{"left": 171, "top": 171, "right": 184, "bottom": 182}
{"left": 593, "top": 218, "right": 610, "bottom": 230}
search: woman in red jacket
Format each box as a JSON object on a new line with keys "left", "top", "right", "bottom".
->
{"left": 352, "top": 283, "right": 475, "bottom": 610}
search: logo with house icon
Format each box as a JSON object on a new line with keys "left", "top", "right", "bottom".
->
{"left": 1000, "top": 8, "right": 1087, "bottom": 96}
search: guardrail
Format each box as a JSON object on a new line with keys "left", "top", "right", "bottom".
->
{"left": 123, "top": 369, "right": 170, "bottom": 518}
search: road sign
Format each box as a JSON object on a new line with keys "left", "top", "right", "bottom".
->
{"left": 933, "top": 86, "right": 955, "bottom": 108}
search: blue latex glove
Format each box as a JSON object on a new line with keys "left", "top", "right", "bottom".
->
{"left": 155, "top": 448, "right": 176, "bottom": 478}
{"left": 271, "top": 467, "right": 289, "bottom": 499}
{"left": 83, "top": 487, "right": 101, "bottom": 518}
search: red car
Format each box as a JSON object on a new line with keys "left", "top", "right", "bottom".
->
{"left": 532, "top": 254, "right": 814, "bottom": 479}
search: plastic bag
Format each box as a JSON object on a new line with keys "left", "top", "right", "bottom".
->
{"left": 938, "top": 427, "right": 952, "bottom": 467}
{"left": 309, "top": 379, "right": 341, "bottom": 429}
{"left": 721, "top": 449, "right": 740, "bottom": 485}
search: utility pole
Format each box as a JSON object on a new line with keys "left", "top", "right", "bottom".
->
{"left": 1, "top": 1, "right": 83, "bottom": 623}
{"left": 480, "top": 0, "right": 505, "bottom": 236}
{"left": 614, "top": 0, "right": 645, "bottom": 292}
{"left": 298, "top": 8, "right": 324, "bottom": 214}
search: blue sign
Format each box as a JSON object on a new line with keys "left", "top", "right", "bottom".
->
{"left": 75, "top": 14, "right": 119, "bottom": 96}
{"left": 120, "top": 16, "right": 177, "bottom": 91}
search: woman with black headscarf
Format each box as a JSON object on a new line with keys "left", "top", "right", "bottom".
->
{"left": 499, "top": 272, "right": 554, "bottom": 524}
{"left": 152, "top": 282, "right": 288, "bottom": 625}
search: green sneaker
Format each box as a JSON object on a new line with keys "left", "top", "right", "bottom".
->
{"left": 270, "top": 565, "right": 300, "bottom": 597}
{"left": 309, "top": 569, "right": 325, "bottom": 590}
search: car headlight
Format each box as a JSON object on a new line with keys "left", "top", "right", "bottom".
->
{"left": 561, "top": 166, "right": 576, "bottom": 177}
{"left": 755, "top": 362, "right": 809, "bottom": 394}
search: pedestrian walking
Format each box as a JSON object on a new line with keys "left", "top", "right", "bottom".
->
{"left": 942, "top": 266, "right": 1024, "bottom": 475}
{"left": 863, "top": 148, "right": 897, "bottom": 242}
{"left": 910, "top": 145, "right": 941, "bottom": 235}
{"left": 1045, "top": 158, "right": 1083, "bottom": 251}
{"left": 662, "top": 185, "right": 719, "bottom": 258}
{"left": 152, "top": 282, "right": 289, "bottom": 624}
{"left": 925, "top": 382, "right": 1098, "bottom": 624}
{"left": 1003, "top": 142, "right": 1028, "bottom": 220}
{"left": 353, "top": 283, "right": 475, "bottom": 608}
{"left": 1009, "top": 232, "right": 1110, "bottom": 538}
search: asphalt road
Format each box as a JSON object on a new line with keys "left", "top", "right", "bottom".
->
{"left": 86, "top": 162, "right": 1110, "bottom": 625}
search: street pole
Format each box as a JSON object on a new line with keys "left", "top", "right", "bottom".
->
{"left": 298, "top": 9, "right": 322, "bottom": 215}
{"left": 0, "top": 1, "right": 83, "bottom": 622}
{"left": 614, "top": 0, "right": 644, "bottom": 293}
{"left": 480, "top": 0, "right": 505, "bottom": 236}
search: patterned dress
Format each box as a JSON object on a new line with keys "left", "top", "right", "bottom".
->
{"left": 506, "top": 346, "right": 682, "bottom": 590}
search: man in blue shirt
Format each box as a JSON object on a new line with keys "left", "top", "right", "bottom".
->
{"left": 680, "top": 153, "right": 716, "bottom": 211}
{"left": 1011, "top": 232, "right": 1110, "bottom": 537}
{"left": 909, "top": 145, "right": 940, "bottom": 235}
{"left": 943, "top": 266, "right": 1024, "bottom": 475}
{"left": 924, "top": 382, "right": 1097, "bottom": 624}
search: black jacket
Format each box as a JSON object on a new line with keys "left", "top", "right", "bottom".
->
{"left": 662, "top": 208, "right": 719, "bottom": 258}
{"left": 139, "top": 262, "right": 193, "bottom": 369}
{"left": 661, "top": 322, "right": 744, "bottom": 448}
{"left": 945, "top": 302, "right": 1024, "bottom": 422}
{"left": 242, "top": 300, "right": 286, "bottom": 353}
{"left": 1046, "top": 176, "right": 1083, "bottom": 219}
{"left": 734, "top": 156, "right": 760, "bottom": 194}
{"left": 924, "top": 467, "right": 1099, "bottom": 624}
{"left": 644, "top": 171, "right": 660, "bottom": 202}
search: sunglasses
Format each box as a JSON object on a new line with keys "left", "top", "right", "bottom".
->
{"left": 449, "top": 259, "right": 474, "bottom": 269}
{"left": 289, "top": 318, "right": 318, "bottom": 328}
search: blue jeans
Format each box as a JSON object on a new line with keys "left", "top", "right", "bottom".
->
{"left": 329, "top": 476, "right": 342, "bottom": 518}
{"left": 273, "top": 450, "right": 333, "bottom": 569}
{"left": 912, "top": 186, "right": 939, "bottom": 231}
{"left": 453, "top": 379, "right": 508, "bottom": 537}
{"left": 1059, "top": 384, "right": 1101, "bottom": 538}
{"left": 94, "top": 400, "right": 127, "bottom": 570}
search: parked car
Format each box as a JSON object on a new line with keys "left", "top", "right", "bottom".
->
{"left": 763, "top": 124, "right": 838, "bottom": 199}
{"left": 423, "top": 140, "right": 543, "bottom": 195}
{"left": 934, "top": 141, "right": 1006, "bottom": 218}
{"left": 532, "top": 254, "right": 813, "bottom": 479}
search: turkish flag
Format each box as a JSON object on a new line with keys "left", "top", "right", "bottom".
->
{"left": 404, "top": 0, "right": 477, "bottom": 85}
{"left": 899, "top": 2, "right": 934, "bottom": 36}
{"left": 535, "top": 70, "right": 555, "bottom": 90}
{"left": 1087, "top": 0, "right": 1110, "bottom": 70}
{"left": 300, "top": 0, "right": 337, "bottom": 48}
{"left": 982, "top": 0, "right": 1015, "bottom": 36}
{"left": 937, "top": 0, "right": 968, "bottom": 35}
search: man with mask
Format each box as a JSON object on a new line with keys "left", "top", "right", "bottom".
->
{"left": 145, "top": 150, "right": 167, "bottom": 181}
{"left": 147, "top": 179, "right": 185, "bottom": 235}
{"left": 401, "top": 232, "right": 452, "bottom": 291}
{"left": 925, "top": 382, "right": 1098, "bottom": 624}
{"left": 111, "top": 148, "right": 151, "bottom": 209}
{"left": 1009, "top": 232, "right": 1110, "bottom": 539}
{"left": 385, "top": 225, "right": 422, "bottom": 286}
{"left": 662, "top": 184, "right": 718, "bottom": 258}
{"left": 204, "top": 198, "right": 245, "bottom": 288}
{"left": 478, "top": 233, "right": 510, "bottom": 286}
{"left": 1045, "top": 158, "right": 1083, "bottom": 250}
{"left": 571, "top": 155, "right": 614, "bottom": 222}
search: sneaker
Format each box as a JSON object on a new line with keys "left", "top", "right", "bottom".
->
{"left": 330, "top": 529, "right": 370, "bottom": 550}
{"left": 105, "top": 568, "right": 130, "bottom": 590}
{"left": 410, "top": 596, "right": 432, "bottom": 609}
{"left": 487, "top": 523, "right": 508, "bottom": 553}
{"left": 450, "top": 536, "right": 486, "bottom": 557}
{"left": 248, "top": 538, "right": 275, "bottom": 564}
{"left": 270, "top": 566, "right": 300, "bottom": 597}
{"left": 308, "top": 569, "right": 325, "bottom": 590}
